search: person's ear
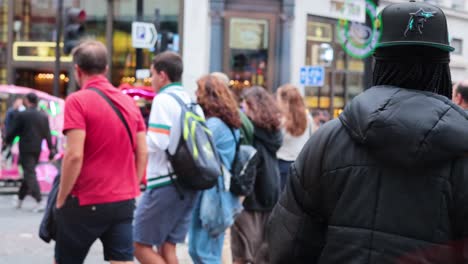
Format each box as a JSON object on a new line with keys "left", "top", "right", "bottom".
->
{"left": 455, "top": 93, "right": 462, "bottom": 105}
{"left": 161, "top": 71, "right": 170, "bottom": 83}
{"left": 74, "top": 64, "right": 82, "bottom": 78}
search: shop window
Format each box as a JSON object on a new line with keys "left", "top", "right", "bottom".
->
{"left": 306, "top": 16, "right": 365, "bottom": 117}
{"left": 113, "top": 0, "right": 181, "bottom": 87}
{"left": 311, "top": 43, "right": 334, "bottom": 67}
{"left": 0, "top": 1, "right": 7, "bottom": 84}
{"left": 307, "top": 21, "right": 333, "bottom": 42}
{"left": 346, "top": 73, "right": 362, "bottom": 102}
{"left": 224, "top": 14, "right": 275, "bottom": 94}
{"left": 452, "top": 38, "right": 463, "bottom": 55}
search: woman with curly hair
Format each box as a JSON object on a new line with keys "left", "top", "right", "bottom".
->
{"left": 188, "top": 75, "right": 242, "bottom": 264}
{"left": 231, "top": 86, "right": 283, "bottom": 264}
{"left": 276, "top": 84, "right": 314, "bottom": 190}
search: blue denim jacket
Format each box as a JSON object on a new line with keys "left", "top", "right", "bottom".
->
{"left": 199, "top": 117, "right": 242, "bottom": 236}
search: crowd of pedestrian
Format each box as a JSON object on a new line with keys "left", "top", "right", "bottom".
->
{"left": 0, "top": 38, "right": 320, "bottom": 263}
{"left": 6, "top": 40, "right": 314, "bottom": 264}
{"left": 3, "top": 1, "right": 468, "bottom": 264}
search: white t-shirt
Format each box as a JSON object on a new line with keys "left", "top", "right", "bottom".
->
{"left": 276, "top": 115, "right": 314, "bottom": 161}
{"left": 146, "top": 82, "right": 204, "bottom": 189}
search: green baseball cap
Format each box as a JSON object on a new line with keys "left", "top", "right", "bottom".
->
{"left": 376, "top": 0, "right": 454, "bottom": 52}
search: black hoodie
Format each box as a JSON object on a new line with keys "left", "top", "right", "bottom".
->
{"left": 268, "top": 86, "right": 468, "bottom": 264}
{"left": 243, "top": 125, "right": 283, "bottom": 211}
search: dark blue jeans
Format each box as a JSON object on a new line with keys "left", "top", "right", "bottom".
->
{"left": 55, "top": 197, "right": 135, "bottom": 264}
{"left": 278, "top": 159, "right": 293, "bottom": 192}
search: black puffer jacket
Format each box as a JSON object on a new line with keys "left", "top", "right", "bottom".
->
{"left": 243, "top": 125, "right": 283, "bottom": 211}
{"left": 268, "top": 86, "right": 468, "bottom": 264}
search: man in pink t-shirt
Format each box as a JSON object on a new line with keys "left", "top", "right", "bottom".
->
{"left": 55, "top": 40, "right": 147, "bottom": 264}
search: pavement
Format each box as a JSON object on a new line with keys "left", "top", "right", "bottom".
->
{"left": 0, "top": 190, "right": 192, "bottom": 264}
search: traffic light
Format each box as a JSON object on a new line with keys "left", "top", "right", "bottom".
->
{"left": 63, "top": 8, "right": 86, "bottom": 55}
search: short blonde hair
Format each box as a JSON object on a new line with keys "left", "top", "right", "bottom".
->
{"left": 210, "top": 72, "right": 230, "bottom": 86}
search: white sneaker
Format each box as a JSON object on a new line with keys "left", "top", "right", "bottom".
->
{"left": 16, "top": 199, "right": 23, "bottom": 209}
{"left": 12, "top": 196, "right": 23, "bottom": 209}
{"left": 32, "top": 200, "right": 46, "bottom": 213}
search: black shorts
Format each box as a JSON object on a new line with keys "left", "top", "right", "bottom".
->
{"left": 54, "top": 196, "right": 135, "bottom": 264}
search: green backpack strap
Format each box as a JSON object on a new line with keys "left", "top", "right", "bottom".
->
{"left": 229, "top": 128, "right": 240, "bottom": 174}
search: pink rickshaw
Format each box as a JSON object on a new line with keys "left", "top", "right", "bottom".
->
{"left": 119, "top": 84, "right": 155, "bottom": 187}
{"left": 0, "top": 85, "right": 64, "bottom": 193}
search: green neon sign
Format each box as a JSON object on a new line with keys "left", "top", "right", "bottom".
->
{"left": 336, "top": 0, "right": 382, "bottom": 59}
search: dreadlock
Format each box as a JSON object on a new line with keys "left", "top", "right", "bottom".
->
{"left": 372, "top": 46, "right": 452, "bottom": 98}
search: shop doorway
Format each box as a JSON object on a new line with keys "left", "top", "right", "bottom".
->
{"left": 223, "top": 11, "right": 276, "bottom": 96}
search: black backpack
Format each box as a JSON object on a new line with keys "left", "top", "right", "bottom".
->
{"left": 166, "top": 93, "right": 222, "bottom": 190}
{"left": 229, "top": 129, "right": 258, "bottom": 196}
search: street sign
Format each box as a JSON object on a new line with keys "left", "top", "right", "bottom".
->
{"left": 299, "top": 66, "right": 325, "bottom": 87}
{"left": 300, "top": 67, "right": 307, "bottom": 86}
{"left": 132, "top": 22, "right": 158, "bottom": 49}
{"left": 329, "top": 0, "right": 366, "bottom": 23}
{"left": 136, "top": 69, "right": 150, "bottom": 79}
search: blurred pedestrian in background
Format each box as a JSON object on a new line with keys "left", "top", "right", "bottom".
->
{"left": 5, "top": 92, "right": 54, "bottom": 212}
{"left": 231, "top": 86, "right": 282, "bottom": 264}
{"left": 311, "top": 109, "right": 328, "bottom": 132}
{"left": 1, "top": 97, "right": 24, "bottom": 161}
{"left": 3, "top": 97, "right": 24, "bottom": 137}
{"left": 452, "top": 80, "right": 468, "bottom": 111}
{"left": 276, "top": 84, "right": 314, "bottom": 191}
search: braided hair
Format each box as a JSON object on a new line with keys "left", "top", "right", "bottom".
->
{"left": 372, "top": 46, "right": 452, "bottom": 98}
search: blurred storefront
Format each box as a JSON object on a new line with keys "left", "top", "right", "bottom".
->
{"left": 304, "top": 15, "right": 366, "bottom": 117}
{"left": 208, "top": 0, "right": 294, "bottom": 96}
{"left": 1, "top": 0, "right": 182, "bottom": 97}
{"left": 292, "top": 0, "right": 372, "bottom": 117}
{"left": 2, "top": 0, "right": 466, "bottom": 118}
{"left": 0, "top": 1, "right": 7, "bottom": 85}
{"left": 205, "top": 0, "right": 369, "bottom": 116}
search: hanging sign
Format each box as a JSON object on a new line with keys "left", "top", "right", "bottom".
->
{"left": 330, "top": 0, "right": 366, "bottom": 23}
{"left": 336, "top": 0, "right": 381, "bottom": 59}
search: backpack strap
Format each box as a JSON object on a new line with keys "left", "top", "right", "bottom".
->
{"left": 166, "top": 92, "right": 192, "bottom": 110}
{"left": 229, "top": 128, "right": 240, "bottom": 173}
{"left": 164, "top": 92, "right": 191, "bottom": 200}
{"left": 89, "top": 88, "right": 134, "bottom": 148}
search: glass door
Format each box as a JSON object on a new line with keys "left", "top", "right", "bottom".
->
{"left": 223, "top": 12, "right": 276, "bottom": 97}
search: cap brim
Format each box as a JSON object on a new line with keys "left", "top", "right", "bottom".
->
{"left": 376, "top": 41, "right": 455, "bottom": 52}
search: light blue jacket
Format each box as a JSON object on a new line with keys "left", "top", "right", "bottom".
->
{"left": 199, "top": 117, "right": 242, "bottom": 236}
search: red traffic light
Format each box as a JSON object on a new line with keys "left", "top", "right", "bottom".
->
{"left": 67, "top": 8, "right": 86, "bottom": 23}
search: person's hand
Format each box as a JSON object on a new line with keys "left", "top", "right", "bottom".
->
{"left": 1, "top": 142, "right": 8, "bottom": 152}
{"left": 56, "top": 198, "right": 65, "bottom": 209}
{"left": 48, "top": 149, "right": 57, "bottom": 161}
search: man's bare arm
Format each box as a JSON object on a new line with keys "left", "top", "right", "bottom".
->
{"left": 135, "top": 131, "right": 148, "bottom": 182}
{"left": 56, "top": 129, "right": 85, "bottom": 208}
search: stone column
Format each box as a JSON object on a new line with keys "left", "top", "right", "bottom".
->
{"left": 209, "top": 0, "right": 225, "bottom": 73}
{"left": 276, "top": 0, "right": 295, "bottom": 90}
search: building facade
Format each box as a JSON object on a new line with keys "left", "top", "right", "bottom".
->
{"left": 0, "top": 0, "right": 182, "bottom": 96}
{"left": 1, "top": 0, "right": 467, "bottom": 116}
